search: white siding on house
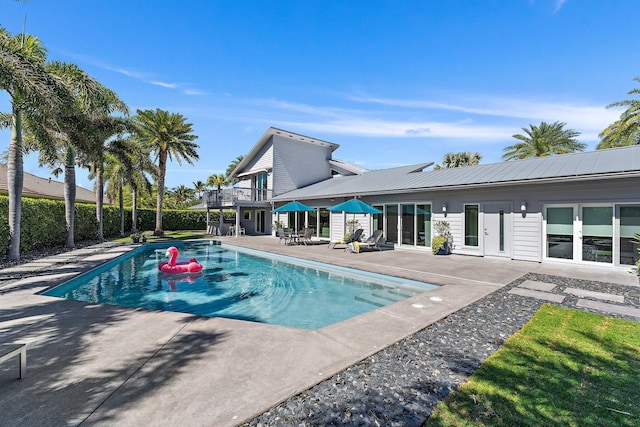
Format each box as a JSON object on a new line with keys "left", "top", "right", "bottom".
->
{"left": 243, "top": 141, "right": 274, "bottom": 176}
{"left": 272, "top": 135, "right": 333, "bottom": 196}
{"left": 330, "top": 212, "right": 346, "bottom": 241}
{"left": 513, "top": 212, "right": 542, "bottom": 261}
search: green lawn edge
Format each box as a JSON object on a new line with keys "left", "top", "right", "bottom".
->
{"left": 426, "top": 304, "right": 640, "bottom": 427}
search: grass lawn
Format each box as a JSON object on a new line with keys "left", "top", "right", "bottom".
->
{"left": 426, "top": 304, "right": 640, "bottom": 427}
{"left": 113, "top": 230, "right": 211, "bottom": 243}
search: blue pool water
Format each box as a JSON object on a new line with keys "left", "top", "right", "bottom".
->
{"left": 44, "top": 242, "right": 437, "bottom": 329}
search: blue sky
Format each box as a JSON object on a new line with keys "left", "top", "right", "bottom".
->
{"left": 2, "top": 0, "right": 639, "bottom": 191}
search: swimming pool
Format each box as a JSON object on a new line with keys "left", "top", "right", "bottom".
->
{"left": 44, "top": 242, "right": 438, "bottom": 329}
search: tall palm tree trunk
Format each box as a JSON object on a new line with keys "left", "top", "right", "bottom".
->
{"left": 154, "top": 151, "right": 167, "bottom": 236}
{"left": 64, "top": 145, "right": 76, "bottom": 248}
{"left": 95, "top": 164, "right": 105, "bottom": 242}
{"left": 118, "top": 184, "right": 125, "bottom": 237}
{"left": 7, "top": 107, "right": 24, "bottom": 260}
{"left": 131, "top": 184, "right": 139, "bottom": 232}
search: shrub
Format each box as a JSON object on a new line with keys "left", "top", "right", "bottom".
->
{"left": 431, "top": 235, "right": 448, "bottom": 255}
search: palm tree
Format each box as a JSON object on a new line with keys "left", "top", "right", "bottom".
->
{"left": 598, "top": 76, "right": 640, "bottom": 149}
{"left": 82, "top": 117, "right": 131, "bottom": 242}
{"left": 503, "top": 121, "right": 584, "bottom": 161}
{"left": 36, "top": 61, "right": 127, "bottom": 247}
{"left": 207, "top": 173, "right": 228, "bottom": 191}
{"left": 193, "top": 180, "right": 206, "bottom": 199}
{"left": 0, "top": 27, "right": 70, "bottom": 259}
{"left": 172, "top": 184, "right": 195, "bottom": 206}
{"left": 207, "top": 173, "right": 229, "bottom": 235}
{"left": 225, "top": 155, "right": 244, "bottom": 184}
{"left": 434, "top": 152, "right": 482, "bottom": 169}
{"left": 103, "top": 135, "right": 150, "bottom": 237}
{"left": 132, "top": 108, "right": 199, "bottom": 236}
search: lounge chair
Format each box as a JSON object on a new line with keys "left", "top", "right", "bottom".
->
{"left": 329, "top": 229, "right": 364, "bottom": 250}
{"left": 351, "top": 230, "right": 384, "bottom": 253}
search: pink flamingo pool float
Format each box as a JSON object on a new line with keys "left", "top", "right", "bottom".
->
{"left": 158, "top": 246, "right": 203, "bottom": 274}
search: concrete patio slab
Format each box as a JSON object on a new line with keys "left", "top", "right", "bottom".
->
{"left": 1, "top": 236, "right": 637, "bottom": 426}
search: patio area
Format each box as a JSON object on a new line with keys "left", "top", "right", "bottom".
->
{"left": 0, "top": 235, "right": 637, "bottom": 426}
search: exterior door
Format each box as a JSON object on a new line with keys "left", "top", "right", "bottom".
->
{"left": 484, "top": 203, "right": 512, "bottom": 257}
{"left": 256, "top": 210, "right": 265, "bottom": 234}
{"left": 544, "top": 204, "right": 613, "bottom": 264}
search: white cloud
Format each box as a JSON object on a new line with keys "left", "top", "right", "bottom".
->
{"left": 344, "top": 93, "right": 619, "bottom": 140}
{"left": 274, "top": 118, "right": 513, "bottom": 140}
{"left": 554, "top": 0, "right": 568, "bottom": 13}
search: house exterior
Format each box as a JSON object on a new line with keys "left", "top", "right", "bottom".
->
{"left": 0, "top": 163, "right": 96, "bottom": 203}
{"left": 203, "top": 127, "right": 365, "bottom": 235}
{"left": 207, "top": 127, "right": 640, "bottom": 270}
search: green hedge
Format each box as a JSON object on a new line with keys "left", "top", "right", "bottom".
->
{"left": 0, "top": 196, "right": 208, "bottom": 255}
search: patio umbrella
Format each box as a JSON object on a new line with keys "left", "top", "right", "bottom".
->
{"left": 272, "top": 200, "right": 315, "bottom": 213}
{"left": 328, "top": 198, "right": 382, "bottom": 234}
{"left": 272, "top": 200, "right": 315, "bottom": 231}
{"left": 327, "top": 198, "right": 381, "bottom": 215}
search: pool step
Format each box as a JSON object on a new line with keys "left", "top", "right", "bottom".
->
{"left": 356, "top": 288, "right": 415, "bottom": 307}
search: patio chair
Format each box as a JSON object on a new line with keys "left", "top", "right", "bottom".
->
{"left": 329, "top": 228, "right": 364, "bottom": 250}
{"left": 277, "top": 229, "right": 287, "bottom": 244}
{"left": 351, "top": 230, "right": 384, "bottom": 253}
{"left": 300, "top": 228, "right": 313, "bottom": 245}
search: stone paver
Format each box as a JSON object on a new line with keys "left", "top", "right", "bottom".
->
{"left": 564, "top": 287, "right": 625, "bottom": 303}
{"left": 518, "top": 280, "right": 557, "bottom": 292}
{"left": 508, "top": 287, "right": 566, "bottom": 303}
{"left": 576, "top": 299, "right": 640, "bottom": 319}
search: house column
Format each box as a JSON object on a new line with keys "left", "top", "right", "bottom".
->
{"left": 235, "top": 206, "right": 241, "bottom": 237}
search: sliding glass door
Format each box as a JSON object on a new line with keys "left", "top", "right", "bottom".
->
{"left": 545, "top": 204, "right": 613, "bottom": 264}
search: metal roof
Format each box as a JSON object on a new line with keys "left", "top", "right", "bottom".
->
{"left": 272, "top": 145, "right": 640, "bottom": 201}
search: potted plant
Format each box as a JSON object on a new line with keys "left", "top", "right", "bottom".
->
{"left": 131, "top": 230, "right": 141, "bottom": 243}
{"left": 432, "top": 220, "right": 452, "bottom": 255}
{"left": 346, "top": 219, "right": 360, "bottom": 234}
{"left": 273, "top": 221, "right": 284, "bottom": 237}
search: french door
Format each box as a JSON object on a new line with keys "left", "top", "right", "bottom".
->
{"left": 545, "top": 204, "right": 613, "bottom": 264}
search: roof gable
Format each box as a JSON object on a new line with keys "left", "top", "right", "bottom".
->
{"left": 231, "top": 127, "right": 340, "bottom": 178}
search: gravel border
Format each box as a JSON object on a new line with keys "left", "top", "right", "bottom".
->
{"left": 242, "top": 273, "right": 640, "bottom": 427}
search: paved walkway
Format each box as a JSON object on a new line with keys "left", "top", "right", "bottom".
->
{"left": 0, "top": 236, "right": 637, "bottom": 426}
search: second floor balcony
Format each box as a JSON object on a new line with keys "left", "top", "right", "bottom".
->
{"left": 204, "top": 188, "right": 272, "bottom": 208}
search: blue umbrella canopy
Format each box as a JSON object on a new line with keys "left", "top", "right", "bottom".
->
{"left": 272, "top": 200, "right": 315, "bottom": 212}
{"left": 328, "top": 198, "right": 382, "bottom": 214}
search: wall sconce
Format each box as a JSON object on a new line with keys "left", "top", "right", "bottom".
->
{"left": 442, "top": 204, "right": 447, "bottom": 213}
{"left": 520, "top": 201, "right": 527, "bottom": 212}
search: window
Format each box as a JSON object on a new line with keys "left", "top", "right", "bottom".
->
{"left": 620, "top": 205, "right": 640, "bottom": 265}
{"left": 582, "top": 206, "right": 612, "bottom": 263}
{"left": 464, "top": 204, "right": 479, "bottom": 246}
{"left": 319, "top": 208, "right": 330, "bottom": 237}
{"left": 401, "top": 204, "right": 415, "bottom": 245}
{"left": 386, "top": 205, "right": 399, "bottom": 244}
{"left": 417, "top": 204, "right": 431, "bottom": 247}
{"left": 546, "top": 207, "right": 574, "bottom": 259}
{"left": 499, "top": 209, "right": 505, "bottom": 252}
{"left": 253, "top": 172, "right": 268, "bottom": 201}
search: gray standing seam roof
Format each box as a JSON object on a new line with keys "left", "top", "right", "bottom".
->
{"left": 271, "top": 145, "right": 640, "bottom": 201}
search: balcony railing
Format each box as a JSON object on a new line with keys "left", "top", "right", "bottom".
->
{"left": 204, "top": 188, "right": 272, "bottom": 208}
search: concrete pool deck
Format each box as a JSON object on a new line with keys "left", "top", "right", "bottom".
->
{"left": 0, "top": 236, "right": 637, "bottom": 426}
